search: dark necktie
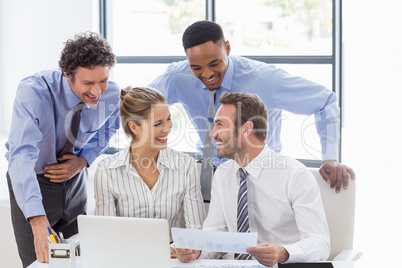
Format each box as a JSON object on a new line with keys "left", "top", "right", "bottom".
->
{"left": 58, "top": 102, "right": 85, "bottom": 157}
{"left": 200, "top": 90, "right": 216, "bottom": 201}
{"left": 235, "top": 168, "right": 252, "bottom": 260}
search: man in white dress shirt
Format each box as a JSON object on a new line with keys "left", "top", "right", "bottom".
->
{"left": 175, "top": 92, "right": 330, "bottom": 267}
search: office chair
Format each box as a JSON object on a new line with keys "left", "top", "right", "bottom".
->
{"left": 309, "top": 167, "right": 362, "bottom": 261}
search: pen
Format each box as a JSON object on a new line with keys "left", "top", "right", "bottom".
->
{"left": 47, "top": 236, "right": 55, "bottom": 244}
{"left": 47, "top": 227, "right": 58, "bottom": 243}
{"left": 49, "top": 234, "right": 57, "bottom": 244}
{"left": 53, "top": 231, "right": 61, "bottom": 243}
{"left": 48, "top": 226, "right": 60, "bottom": 243}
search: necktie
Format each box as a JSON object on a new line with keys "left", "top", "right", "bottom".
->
{"left": 235, "top": 168, "right": 252, "bottom": 260}
{"left": 200, "top": 90, "right": 216, "bottom": 201}
{"left": 58, "top": 102, "right": 85, "bottom": 157}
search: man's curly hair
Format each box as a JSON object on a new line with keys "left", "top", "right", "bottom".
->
{"left": 58, "top": 32, "right": 115, "bottom": 82}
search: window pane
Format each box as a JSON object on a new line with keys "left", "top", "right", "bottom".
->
{"left": 109, "top": 63, "right": 200, "bottom": 154}
{"left": 113, "top": 63, "right": 170, "bottom": 88}
{"left": 111, "top": 0, "right": 205, "bottom": 56}
{"left": 276, "top": 64, "right": 332, "bottom": 160}
{"left": 276, "top": 63, "right": 332, "bottom": 90}
{"left": 216, "top": 0, "right": 332, "bottom": 56}
{"left": 110, "top": 63, "right": 333, "bottom": 160}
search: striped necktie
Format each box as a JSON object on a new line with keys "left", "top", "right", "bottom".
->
{"left": 200, "top": 89, "right": 216, "bottom": 201}
{"left": 235, "top": 167, "right": 252, "bottom": 260}
{"left": 58, "top": 102, "right": 85, "bottom": 157}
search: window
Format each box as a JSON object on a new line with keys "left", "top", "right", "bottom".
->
{"left": 100, "top": 0, "right": 342, "bottom": 165}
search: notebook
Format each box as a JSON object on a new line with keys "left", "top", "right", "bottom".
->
{"left": 77, "top": 215, "right": 171, "bottom": 268}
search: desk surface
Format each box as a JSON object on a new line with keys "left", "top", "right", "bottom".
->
{"left": 28, "top": 259, "right": 356, "bottom": 268}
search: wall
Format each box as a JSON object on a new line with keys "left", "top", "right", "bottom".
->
{"left": 0, "top": 0, "right": 97, "bottom": 137}
{"left": 0, "top": 0, "right": 97, "bottom": 199}
{"left": 342, "top": 0, "right": 402, "bottom": 266}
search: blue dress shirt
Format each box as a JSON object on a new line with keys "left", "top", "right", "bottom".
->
{"left": 5, "top": 69, "right": 121, "bottom": 219}
{"left": 149, "top": 55, "right": 339, "bottom": 165}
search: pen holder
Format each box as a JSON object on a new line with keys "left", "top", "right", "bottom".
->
{"left": 49, "top": 235, "right": 79, "bottom": 268}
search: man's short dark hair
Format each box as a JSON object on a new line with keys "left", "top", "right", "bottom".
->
{"left": 182, "top": 20, "right": 225, "bottom": 50}
{"left": 219, "top": 92, "right": 268, "bottom": 143}
{"left": 58, "top": 31, "right": 115, "bottom": 82}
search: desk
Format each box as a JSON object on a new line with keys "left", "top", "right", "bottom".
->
{"left": 28, "top": 259, "right": 356, "bottom": 268}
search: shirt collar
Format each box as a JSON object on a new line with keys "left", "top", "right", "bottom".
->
{"left": 62, "top": 75, "right": 84, "bottom": 109}
{"left": 105, "top": 147, "right": 172, "bottom": 173}
{"left": 102, "top": 148, "right": 130, "bottom": 172}
{"left": 220, "top": 56, "right": 234, "bottom": 90}
{"left": 157, "top": 148, "right": 170, "bottom": 169}
{"left": 239, "top": 145, "right": 272, "bottom": 180}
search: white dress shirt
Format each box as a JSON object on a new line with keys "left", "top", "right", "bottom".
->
{"left": 94, "top": 147, "right": 206, "bottom": 235}
{"left": 201, "top": 146, "right": 330, "bottom": 262}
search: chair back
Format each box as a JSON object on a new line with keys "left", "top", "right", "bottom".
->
{"left": 308, "top": 168, "right": 356, "bottom": 260}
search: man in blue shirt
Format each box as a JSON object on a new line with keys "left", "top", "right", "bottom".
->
{"left": 5, "top": 32, "right": 120, "bottom": 267}
{"left": 149, "top": 20, "right": 355, "bottom": 194}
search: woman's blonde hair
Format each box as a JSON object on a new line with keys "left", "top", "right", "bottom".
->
{"left": 120, "top": 86, "right": 166, "bottom": 140}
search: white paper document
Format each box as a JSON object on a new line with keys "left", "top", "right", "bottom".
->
{"left": 171, "top": 228, "right": 258, "bottom": 254}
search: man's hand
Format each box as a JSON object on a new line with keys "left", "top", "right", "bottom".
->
{"left": 320, "top": 160, "right": 356, "bottom": 193}
{"left": 43, "top": 155, "right": 87, "bottom": 183}
{"left": 29, "top": 215, "right": 51, "bottom": 263}
{"left": 175, "top": 248, "right": 201, "bottom": 263}
{"left": 246, "top": 243, "right": 289, "bottom": 267}
{"left": 170, "top": 245, "right": 177, "bottom": 259}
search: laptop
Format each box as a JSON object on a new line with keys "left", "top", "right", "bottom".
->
{"left": 77, "top": 215, "right": 171, "bottom": 268}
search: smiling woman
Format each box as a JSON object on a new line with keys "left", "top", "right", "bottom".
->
{"left": 93, "top": 86, "right": 206, "bottom": 254}
{"left": 122, "top": 87, "right": 172, "bottom": 152}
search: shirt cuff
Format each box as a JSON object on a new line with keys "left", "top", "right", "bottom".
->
{"left": 321, "top": 134, "right": 339, "bottom": 161}
{"left": 23, "top": 199, "right": 46, "bottom": 221}
{"left": 79, "top": 148, "right": 98, "bottom": 167}
{"left": 322, "top": 148, "right": 339, "bottom": 162}
{"left": 282, "top": 244, "right": 304, "bottom": 263}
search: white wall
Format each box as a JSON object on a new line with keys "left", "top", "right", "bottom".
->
{"left": 0, "top": 0, "right": 97, "bottom": 137}
{"left": 0, "top": 0, "right": 98, "bottom": 199}
{"left": 0, "top": 0, "right": 4, "bottom": 137}
{"left": 342, "top": 0, "right": 402, "bottom": 266}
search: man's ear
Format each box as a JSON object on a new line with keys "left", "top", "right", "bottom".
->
{"left": 62, "top": 70, "right": 72, "bottom": 80}
{"left": 63, "top": 71, "right": 74, "bottom": 87}
{"left": 225, "top": 40, "right": 231, "bottom": 56}
{"left": 243, "top": 121, "right": 254, "bottom": 135}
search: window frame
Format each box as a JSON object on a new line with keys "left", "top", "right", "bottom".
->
{"left": 99, "top": 0, "right": 343, "bottom": 167}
